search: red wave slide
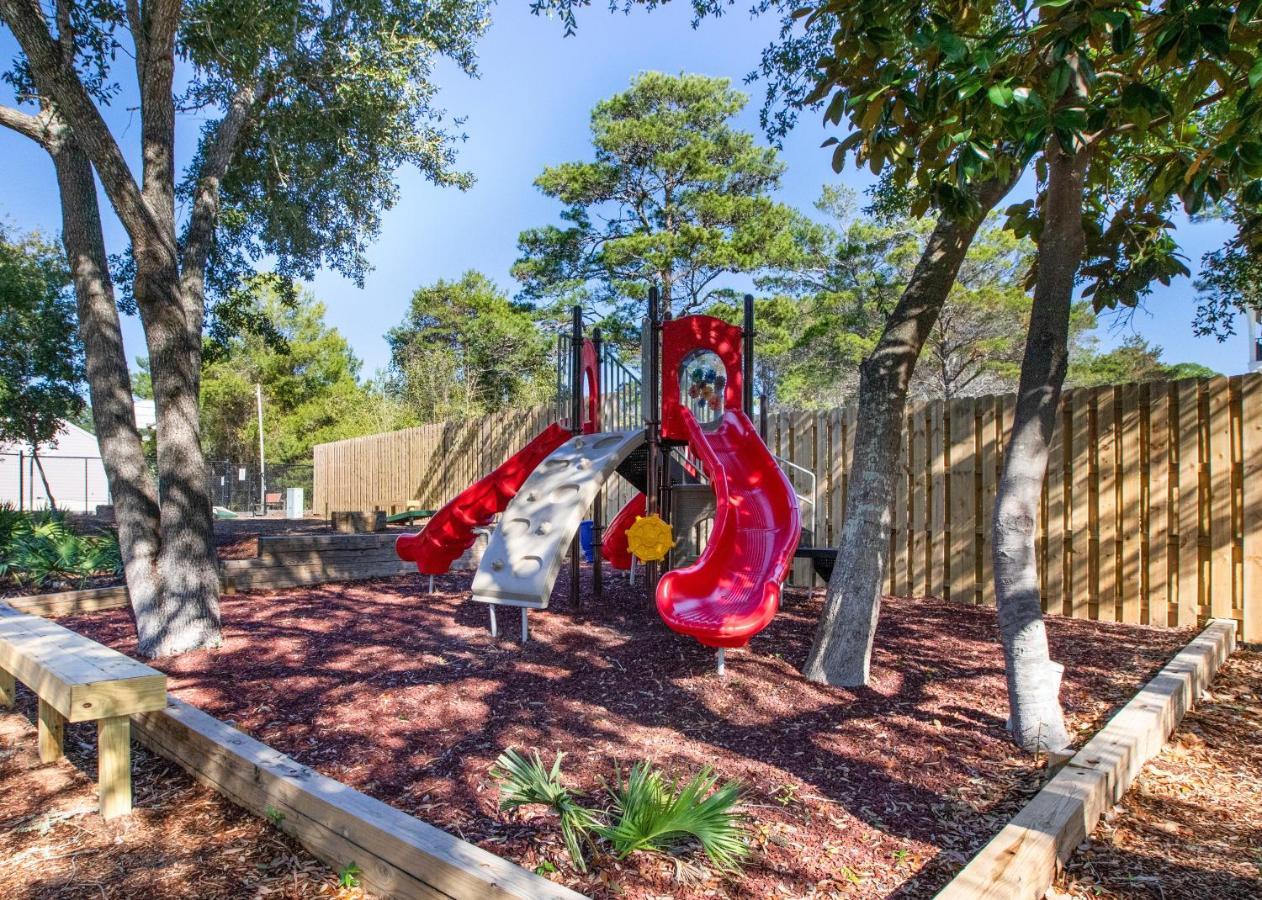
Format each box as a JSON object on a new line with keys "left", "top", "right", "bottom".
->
{"left": 656, "top": 408, "right": 800, "bottom": 648}
{"left": 396, "top": 423, "right": 572, "bottom": 575}
{"left": 602, "top": 492, "right": 647, "bottom": 570}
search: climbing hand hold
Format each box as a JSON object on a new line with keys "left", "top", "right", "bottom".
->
{"left": 626, "top": 514, "right": 676, "bottom": 563}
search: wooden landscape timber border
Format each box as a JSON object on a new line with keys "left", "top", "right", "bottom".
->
{"left": 314, "top": 374, "right": 1262, "bottom": 640}
{"left": 5, "top": 534, "right": 416, "bottom": 617}
{"left": 131, "top": 698, "right": 585, "bottom": 900}
{"left": 4, "top": 584, "right": 131, "bottom": 618}
{"left": 936, "top": 617, "right": 1238, "bottom": 900}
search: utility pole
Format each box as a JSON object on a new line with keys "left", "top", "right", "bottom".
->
{"left": 255, "top": 383, "right": 266, "bottom": 517}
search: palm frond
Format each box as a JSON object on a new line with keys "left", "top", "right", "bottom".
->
{"left": 490, "top": 748, "right": 599, "bottom": 872}
{"left": 595, "top": 763, "right": 749, "bottom": 872}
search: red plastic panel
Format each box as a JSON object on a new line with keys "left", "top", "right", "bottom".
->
{"left": 395, "top": 422, "right": 572, "bottom": 575}
{"left": 656, "top": 408, "right": 800, "bottom": 648}
{"left": 602, "top": 492, "right": 647, "bottom": 570}
{"left": 581, "top": 338, "right": 600, "bottom": 434}
{"left": 660, "top": 315, "right": 744, "bottom": 442}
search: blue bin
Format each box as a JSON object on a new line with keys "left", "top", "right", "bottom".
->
{"left": 579, "top": 520, "right": 594, "bottom": 562}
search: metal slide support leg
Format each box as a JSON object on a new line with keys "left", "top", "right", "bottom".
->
{"left": 428, "top": 575, "right": 434, "bottom": 594}
{"left": 489, "top": 606, "right": 498, "bottom": 638}
{"left": 521, "top": 608, "right": 529, "bottom": 643}
{"left": 716, "top": 648, "right": 726, "bottom": 677}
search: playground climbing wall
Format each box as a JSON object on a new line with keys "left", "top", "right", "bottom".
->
{"left": 313, "top": 374, "right": 1262, "bottom": 640}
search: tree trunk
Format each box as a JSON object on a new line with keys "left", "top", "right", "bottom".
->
{"left": 992, "top": 139, "right": 1090, "bottom": 753}
{"left": 804, "top": 177, "right": 1016, "bottom": 686}
{"left": 30, "top": 449, "right": 56, "bottom": 510}
{"left": 134, "top": 247, "right": 223, "bottom": 656}
{"left": 51, "top": 142, "right": 166, "bottom": 635}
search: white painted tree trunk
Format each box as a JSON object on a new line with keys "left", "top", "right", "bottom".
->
{"left": 992, "top": 139, "right": 1090, "bottom": 753}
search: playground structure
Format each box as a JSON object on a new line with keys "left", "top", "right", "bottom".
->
{"left": 396, "top": 290, "right": 808, "bottom": 669}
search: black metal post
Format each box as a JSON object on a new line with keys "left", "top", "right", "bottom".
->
{"left": 759, "top": 390, "right": 769, "bottom": 443}
{"left": 591, "top": 327, "right": 604, "bottom": 601}
{"left": 742, "top": 293, "right": 755, "bottom": 415}
{"left": 570, "top": 305, "right": 583, "bottom": 612}
{"left": 645, "top": 285, "right": 661, "bottom": 601}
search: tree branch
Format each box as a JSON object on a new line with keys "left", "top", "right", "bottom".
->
{"left": 138, "top": 0, "right": 182, "bottom": 225}
{"left": 0, "top": 103, "right": 60, "bottom": 147}
{"left": 0, "top": 0, "right": 164, "bottom": 251}
{"left": 180, "top": 79, "right": 263, "bottom": 279}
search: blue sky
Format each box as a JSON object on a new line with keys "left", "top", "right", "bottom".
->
{"left": 0, "top": 3, "right": 1247, "bottom": 379}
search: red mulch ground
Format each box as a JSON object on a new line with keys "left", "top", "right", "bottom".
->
{"left": 0, "top": 691, "right": 362, "bottom": 898}
{"left": 56, "top": 568, "right": 1195, "bottom": 898}
{"left": 1053, "top": 647, "right": 1262, "bottom": 899}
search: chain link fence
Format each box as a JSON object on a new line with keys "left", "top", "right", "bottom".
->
{"left": 1, "top": 451, "right": 313, "bottom": 517}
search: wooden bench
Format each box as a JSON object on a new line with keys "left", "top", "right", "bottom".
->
{"left": 0, "top": 604, "right": 167, "bottom": 819}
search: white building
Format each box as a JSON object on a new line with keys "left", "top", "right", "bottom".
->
{"left": 1248, "top": 307, "right": 1262, "bottom": 373}
{"left": 0, "top": 421, "right": 111, "bottom": 512}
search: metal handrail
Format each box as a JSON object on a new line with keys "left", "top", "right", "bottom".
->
{"left": 772, "top": 453, "right": 817, "bottom": 543}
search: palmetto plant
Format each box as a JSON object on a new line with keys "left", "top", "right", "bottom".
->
{"left": 491, "top": 749, "right": 600, "bottom": 872}
{"left": 0, "top": 506, "right": 123, "bottom": 587}
{"left": 490, "top": 748, "right": 749, "bottom": 875}
{"left": 595, "top": 762, "right": 748, "bottom": 872}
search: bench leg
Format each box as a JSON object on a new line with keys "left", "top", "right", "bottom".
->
{"left": 0, "top": 669, "right": 13, "bottom": 709}
{"left": 98, "top": 716, "right": 132, "bottom": 819}
{"left": 38, "top": 699, "right": 65, "bottom": 762}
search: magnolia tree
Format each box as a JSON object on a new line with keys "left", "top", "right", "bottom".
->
{"left": 540, "top": 0, "right": 1262, "bottom": 751}
{"left": 0, "top": 0, "right": 489, "bottom": 655}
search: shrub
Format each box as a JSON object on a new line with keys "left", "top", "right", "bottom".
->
{"left": 491, "top": 749, "right": 598, "bottom": 872}
{"left": 0, "top": 505, "right": 123, "bottom": 588}
{"left": 596, "top": 762, "right": 748, "bottom": 871}
{"left": 490, "top": 748, "right": 749, "bottom": 876}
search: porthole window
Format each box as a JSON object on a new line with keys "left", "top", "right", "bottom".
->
{"left": 680, "top": 350, "right": 726, "bottom": 424}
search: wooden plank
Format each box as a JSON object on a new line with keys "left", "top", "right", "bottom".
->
{"left": 0, "top": 604, "right": 168, "bottom": 722}
{"left": 1176, "top": 380, "right": 1202, "bottom": 626}
{"left": 891, "top": 410, "right": 909, "bottom": 597}
{"left": 260, "top": 534, "right": 402, "bottom": 552}
{"left": 929, "top": 400, "right": 947, "bottom": 599}
{"left": 38, "top": 698, "right": 65, "bottom": 762}
{"left": 979, "top": 397, "right": 998, "bottom": 606}
{"left": 4, "top": 584, "right": 131, "bottom": 618}
{"left": 98, "top": 716, "right": 132, "bottom": 819}
{"left": 1146, "top": 383, "right": 1171, "bottom": 626}
{"left": 1119, "top": 383, "right": 1142, "bottom": 623}
{"left": 949, "top": 398, "right": 976, "bottom": 605}
{"left": 1207, "top": 377, "right": 1233, "bottom": 620}
{"left": 910, "top": 405, "right": 928, "bottom": 597}
{"left": 1069, "top": 389, "right": 1092, "bottom": 619}
{"left": 1045, "top": 394, "right": 1066, "bottom": 616}
{"left": 132, "top": 699, "right": 585, "bottom": 900}
{"left": 1242, "top": 374, "right": 1262, "bottom": 642}
{"left": 938, "top": 618, "right": 1236, "bottom": 900}
{"left": 1096, "top": 387, "right": 1119, "bottom": 621}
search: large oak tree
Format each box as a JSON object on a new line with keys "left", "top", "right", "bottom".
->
{"left": 0, "top": 0, "right": 488, "bottom": 655}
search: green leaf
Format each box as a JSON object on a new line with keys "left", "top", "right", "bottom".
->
{"left": 1250, "top": 59, "right": 1262, "bottom": 90}
{"left": 594, "top": 763, "right": 749, "bottom": 872}
{"left": 987, "top": 85, "right": 1014, "bottom": 108}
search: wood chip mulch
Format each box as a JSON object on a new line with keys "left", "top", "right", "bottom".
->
{"left": 52, "top": 568, "right": 1199, "bottom": 898}
{"left": 0, "top": 690, "right": 364, "bottom": 899}
{"left": 1053, "top": 646, "right": 1262, "bottom": 899}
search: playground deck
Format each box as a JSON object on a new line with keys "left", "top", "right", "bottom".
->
{"left": 61, "top": 571, "right": 1193, "bottom": 899}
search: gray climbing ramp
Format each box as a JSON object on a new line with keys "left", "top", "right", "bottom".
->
{"left": 471, "top": 429, "right": 646, "bottom": 609}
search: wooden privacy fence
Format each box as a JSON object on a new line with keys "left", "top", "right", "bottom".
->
{"left": 313, "top": 405, "right": 553, "bottom": 518}
{"left": 313, "top": 375, "right": 1262, "bottom": 640}
{"left": 765, "top": 374, "right": 1262, "bottom": 641}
